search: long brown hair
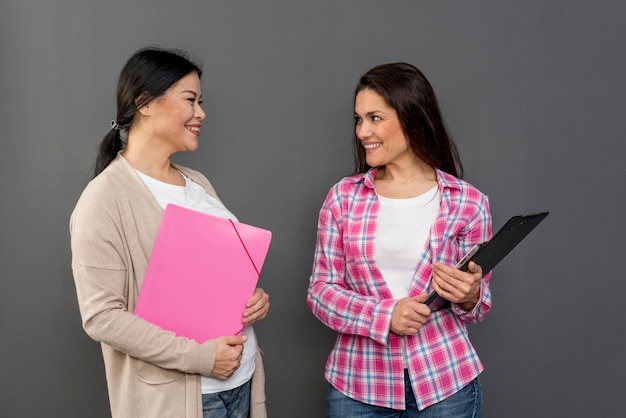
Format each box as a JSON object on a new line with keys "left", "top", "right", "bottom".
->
{"left": 352, "top": 62, "right": 463, "bottom": 178}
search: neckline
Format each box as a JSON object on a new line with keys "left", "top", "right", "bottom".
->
{"left": 135, "top": 169, "right": 188, "bottom": 189}
{"left": 377, "top": 184, "right": 439, "bottom": 206}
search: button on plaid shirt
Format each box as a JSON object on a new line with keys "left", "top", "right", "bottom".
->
{"left": 307, "top": 167, "right": 492, "bottom": 410}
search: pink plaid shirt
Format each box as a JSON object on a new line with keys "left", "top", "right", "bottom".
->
{"left": 307, "top": 167, "right": 492, "bottom": 410}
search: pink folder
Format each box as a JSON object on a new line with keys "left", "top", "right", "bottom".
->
{"left": 134, "top": 204, "right": 272, "bottom": 343}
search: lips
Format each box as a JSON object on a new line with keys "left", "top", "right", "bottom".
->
{"left": 362, "top": 142, "right": 381, "bottom": 152}
{"left": 186, "top": 125, "right": 201, "bottom": 136}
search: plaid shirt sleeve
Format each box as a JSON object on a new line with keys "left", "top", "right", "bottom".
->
{"left": 307, "top": 180, "right": 396, "bottom": 346}
{"left": 449, "top": 190, "right": 492, "bottom": 323}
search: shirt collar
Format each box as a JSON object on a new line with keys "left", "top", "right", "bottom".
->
{"left": 436, "top": 169, "right": 463, "bottom": 192}
{"left": 349, "top": 166, "right": 462, "bottom": 192}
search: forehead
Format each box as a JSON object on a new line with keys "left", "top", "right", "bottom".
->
{"left": 355, "top": 88, "right": 393, "bottom": 112}
{"left": 169, "top": 72, "right": 202, "bottom": 94}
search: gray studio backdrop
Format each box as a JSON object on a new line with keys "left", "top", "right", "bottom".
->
{"left": 1, "top": 1, "right": 624, "bottom": 417}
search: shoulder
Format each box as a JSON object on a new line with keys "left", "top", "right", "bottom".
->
{"left": 70, "top": 156, "right": 147, "bottom": 227}
{"left": 324, "top": 174, "right": 362, "bottom": 208}
{"left": 438, "top": 169, "right": 490, "bottom": 221}
{"left": 78, "top": 156, "right": 139, "bottom": 202}
{"left": 328, "top": 169, "right": 376, "bottom": 198}
{"left": 438, "top": 169, "right": 488, "bottom": 206}
{"left": 437, "top": 170, "right": 491, "bottom": 235}
{"left": 320, "top": 170, "right": 377, "bottom": 220}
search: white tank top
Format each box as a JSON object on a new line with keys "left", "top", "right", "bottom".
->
{"left": 375, "top": 185, "right": 440, "bottom": 299}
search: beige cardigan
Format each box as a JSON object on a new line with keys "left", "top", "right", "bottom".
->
{"left": 70, "top": 155, "right": 266, "bottom": 418}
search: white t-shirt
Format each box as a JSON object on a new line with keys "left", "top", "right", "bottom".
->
{"left": 136, "top": 170, "right": 256, "bottom": 394}
{"left": 375, "top": 185, "right": 440, "bottom": 300}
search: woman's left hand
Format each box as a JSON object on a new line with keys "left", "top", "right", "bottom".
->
{"left": 242, "top": 287, "right": 270, "bottom": 326}
{"left": 431, "top": 261, "right": 482, "bottom": 311}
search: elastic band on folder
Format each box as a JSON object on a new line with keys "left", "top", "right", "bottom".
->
{"left": 228, "top": 219, "right": 261, "bottom": 276}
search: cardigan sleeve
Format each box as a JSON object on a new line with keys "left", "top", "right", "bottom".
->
{"left": 70, "top": 176, "right": 218, "bottom": 377}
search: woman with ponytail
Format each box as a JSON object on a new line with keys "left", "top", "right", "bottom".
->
{"left": 70, "top": 47, "right": 268, "bottom": 418}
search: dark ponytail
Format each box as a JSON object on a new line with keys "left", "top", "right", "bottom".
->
{"left": 94, "top": 128, "right": 124, "bottom": 178}
{"left": 92, "top": 47, "right": 202, "bottom": 178}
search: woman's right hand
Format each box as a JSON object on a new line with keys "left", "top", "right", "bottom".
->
{"left": 210, "top": 335, "right": 247, "bottom": 379}
{"left": 390, "top": 293, "right": 431, "bottom": 336}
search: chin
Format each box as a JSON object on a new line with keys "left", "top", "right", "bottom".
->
{"left": 185, "top": 140, "right": 199, "bottom": 152}
{"left": 366, "top": 157, "right": 383, "bottom": 167}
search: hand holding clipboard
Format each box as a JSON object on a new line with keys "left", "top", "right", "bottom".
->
{"left": 425, "top": 212, "right": 549, "bottom": 307}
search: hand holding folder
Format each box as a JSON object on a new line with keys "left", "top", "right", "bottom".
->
{"left": 134, "top": 204, "right": 272, "bottom": 343}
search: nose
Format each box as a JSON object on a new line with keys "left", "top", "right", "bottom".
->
{"left": 196, "top": 102, "right": 206, "bottom": 121}
{"left": 356, "top": 120, "right": 371, "bottom": 140}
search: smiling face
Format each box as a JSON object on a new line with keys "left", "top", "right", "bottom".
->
{"left": 140, "top": 71, "right": 206, "bottom": 153}
{"left": 354, "top": 88, "right": 414, "bottom": 169}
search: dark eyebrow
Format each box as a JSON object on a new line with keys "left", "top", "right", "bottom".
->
{"left": 355, "top": 110, "right": 385, "bottom": 117}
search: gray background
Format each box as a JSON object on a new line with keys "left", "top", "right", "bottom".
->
{"left": 1, "top": 1, "right": 624, "bottom": 417}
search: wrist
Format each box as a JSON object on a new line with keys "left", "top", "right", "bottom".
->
{"left": 459, "top": 289, "right": 480, "bottom": 312}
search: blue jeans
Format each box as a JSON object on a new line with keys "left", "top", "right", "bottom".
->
{"left": 326, "top": 371, "right": 482, "bottom": 418}
{"left": 202, "top": 379, "right": 251, "bottom": 418}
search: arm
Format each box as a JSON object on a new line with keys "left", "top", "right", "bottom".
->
{"left": 306, "top": 191, "right": 396, "bottom": 346}
{"left": 71, "top": 262, "right": 225, "bottom": 377}
{"left": 70, "top": 196, "right": 244, "bottom": 378}
{"left": 432, "top": 192, "right": 493, "bottom": 323}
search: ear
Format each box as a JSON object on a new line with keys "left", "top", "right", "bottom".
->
{"left": 135, "top": 92, "right": 152, "bottom": 117}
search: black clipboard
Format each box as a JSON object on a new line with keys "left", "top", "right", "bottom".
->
{"left": 424, "top": 211, "right": 549, "bottom": 308}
